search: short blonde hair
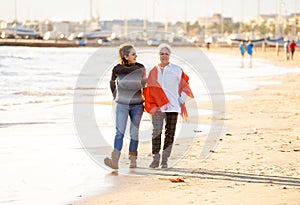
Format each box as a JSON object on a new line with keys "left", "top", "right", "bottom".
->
{"left": 158, "top": 43, "right": 172, "bottom": 54}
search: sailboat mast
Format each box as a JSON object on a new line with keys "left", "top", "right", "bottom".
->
{"left": 14, "top": 0, "right": 17, "bottom": 39}
{"left": 90, "top": 0, "right": 93, "bottom": 20}
{"left": 257, "top": 0, "right": 260, "bottom": 24}
{"left": 184, "top": 0, "right": 187, "bottom": 34}
{"left": 14, "top": 0, "right": 18, "bottom": 24}
{"left": 294, "top": 0, "right": 297, "bottom": 36}
{"left": 276, "top": 0, "right": 281, "bottom": 38}
{"left": 239, "top": 0, "right": 244, "bottom": 34}
{"left": 221, "top": 0, "right": 224, "bottom": 36}
{"left": 143, "top": 0, "right": 147, "bottom": 31}
{"left": 164, "top": 0, "right": 168, "bottom": 32}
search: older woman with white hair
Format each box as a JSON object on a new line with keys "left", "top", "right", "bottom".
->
{"left": 144, "top": 43, "right": 194, "bottom": 169}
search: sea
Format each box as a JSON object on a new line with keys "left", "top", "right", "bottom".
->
{"left": 0, "top": 46, "right": 299, "bottom": 205}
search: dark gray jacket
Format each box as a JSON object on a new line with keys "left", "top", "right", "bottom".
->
{"left": 110, "top": 63, "right": 146, "bottom": 105}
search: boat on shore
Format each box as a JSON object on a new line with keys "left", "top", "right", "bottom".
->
{"left": 0, "top": 26, "right": 41, "bottom": 39}
{"left": 265, "top": 37, "right": 300, "bottom": 47}
{"left": 265, "top": 37, "right": 285, "bottom": 47}
{"left": 228, "top": 34, "right": 265, "bottom": 46}
{"left": 231, "top": 38, "right": 265, "bottom": 46}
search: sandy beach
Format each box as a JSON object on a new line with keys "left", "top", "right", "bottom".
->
{"left": 73, "top": 47, "right": 300, "bottom": 205}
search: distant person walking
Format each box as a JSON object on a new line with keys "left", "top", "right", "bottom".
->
{"left": 239, "top": 41, "right": 246, "bottom": 68}
{"left": 284, "top": 40, "right": 290, "bottom": 60}
{"left": 289, "top": 40, "right": 297, "bottom": 60}
{"left": 246, "top": 41, "right": 253, "bottom": 57}
{"left": 104, "top": 44, "right": 147, "bottom": 169}
{"left": 246, "top": 41, "right": 253, "bottom": 67}
{"left": 239, "top": 41, "right": 246, "bottom": 58}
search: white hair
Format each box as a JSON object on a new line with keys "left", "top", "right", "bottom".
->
{"left": 158, "top": 43, "right": 172, "bottom": 54}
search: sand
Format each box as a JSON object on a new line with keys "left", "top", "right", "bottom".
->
{"left": 73, "top": 48, "right": 300, "bottom": 205}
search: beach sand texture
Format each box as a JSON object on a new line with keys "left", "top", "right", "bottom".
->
{"left": 74, "top": 48, "right": 300, "bottom": 205}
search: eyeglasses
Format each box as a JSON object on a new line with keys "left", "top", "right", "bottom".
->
{"left": 159, "top": 52, "right": 169, "bottom": 56}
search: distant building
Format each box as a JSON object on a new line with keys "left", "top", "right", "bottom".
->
{"left": 53, "top": 22, "right": 70, "bottom": 37}
{"left": 196, "top": 13, "right": 232, "bottom": 37}
{"left": 0, "top": 20, "right": 7, "bottom": 29}
{"left": 101, "top": 19, "right": 164, "bottom": 39}
{"left": 197, "top": 13, "right": 232, "bottom": 27}
{"left": 39, "top": 20, "right": 53, "bottom": 35}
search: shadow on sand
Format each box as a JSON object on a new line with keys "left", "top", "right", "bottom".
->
{"left": 118, "top": 167, "right": 300, "bottom": 187}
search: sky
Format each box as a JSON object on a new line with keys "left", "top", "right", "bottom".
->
{"left": 0, "top": 0, "right": 299, "bottom": 23}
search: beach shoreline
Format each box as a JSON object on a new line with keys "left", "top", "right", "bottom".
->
{"left": 72, "top": 49, "right": 300, "bottom": 204}
{"left": 205, "top": 46, "right": 300, "bottom": 68}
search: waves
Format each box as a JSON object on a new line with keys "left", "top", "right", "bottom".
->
{"left": 0, "top": 86, "right": 108, "bottom": 108}
{"left": 0, "top": 70, "right": 18, "bottom": 76}
{"left": 14, "top": 89, "right": 71, "bottom": 96}
{"left": 0, "top": 52, "right": 36, "bottom": 61}
{"left": 0, "top": 46, "right": 104, "bottom": 109}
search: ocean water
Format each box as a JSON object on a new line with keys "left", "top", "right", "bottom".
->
{"left": 0, "top": 46, "right": 299, "bottom": 205}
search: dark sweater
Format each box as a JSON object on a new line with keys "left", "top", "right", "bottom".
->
{"left": 110, "top": 63, "right": 146, "bottom": 105}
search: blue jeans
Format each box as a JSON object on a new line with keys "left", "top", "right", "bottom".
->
{"left": 114, "top": 103, "right": 144, "bottom": 152}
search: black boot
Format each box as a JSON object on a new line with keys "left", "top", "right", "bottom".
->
{"left": 161, "top": 146, "right": 172, "bottom": 169}
{"left": 161, "top": 152, "right": 168, "bottom": 169}
{"left": 149, "top": 153, "right": 160, "bottom": 168}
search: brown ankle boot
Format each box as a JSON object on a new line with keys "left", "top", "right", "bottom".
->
{"left": 104, "top": 150, "right": 121, "bottom": 169}
{"left": 129, "top": 151, "right": 138, "bottom": 168}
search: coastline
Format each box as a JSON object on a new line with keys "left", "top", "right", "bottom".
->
{"left": 0, "top": 38, "right": 79, "bottom": 47}
{"left": 72, "top": 49, "right": 300, "bottom": 204}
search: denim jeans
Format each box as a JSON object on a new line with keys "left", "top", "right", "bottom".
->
{"left": 114, "top": 103, "right": 144, "bottom": 152}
